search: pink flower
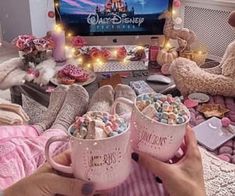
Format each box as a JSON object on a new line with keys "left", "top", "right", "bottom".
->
{"left": 71, "top": 36, "right": 87, "bottom": 48}
{"left": 89, "top": 47, "right": 102, "bottom": 60}
{"left": 45, "top": 37, "right": 55, "bottom": 50}
{"left": 22, "top": 46, "right": 34, "bottom": 54}
{"left": 117, "top": 47, "right": 127, "bottom": 60}
{"left": 12, "top": 34, "right": 35, "bottom": 53}
{"left": 17, "top": 35, "right": 35, "bottom": 43}
{"left": 15, "top": 39, "right": 26, "bottom": 50}
{"left": 33, "top": 38, "right": 48, "bottom": 51}
{"left": 101, "top": 49, "right": 112, "bottom": 61}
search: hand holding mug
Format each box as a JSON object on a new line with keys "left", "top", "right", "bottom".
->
{"left": 133, "top": 126, "right": 206, "bottom": 196}
{"left": 4, "top": 151, "right": 95, "bottom": 196}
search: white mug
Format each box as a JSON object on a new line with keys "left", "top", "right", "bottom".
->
{"left": 45, "top": 112, "right": 132, "bottom": 191}
{"left": 112, "top": 94, "right": 190, "bottom": 161}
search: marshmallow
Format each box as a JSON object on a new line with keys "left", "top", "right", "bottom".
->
{"left": 73, "top": 111, "right": 128, "bottom": 139}
{"left": 136, "top": 93, "right": 189, "bottom": 125}
{"left": 86, "top": 121, "right": 96, "bottom": 139}
{"left": 95, "top": 127, "right": 108, "bottom": 139}
{"left": 94, "top": 119, "right": 105, "bottom": 128}
{"left": 75, "top": 127, "right": 88, "bottom": 139}
{"left": 142, "top": 104, "right": 157, "bottom": 118}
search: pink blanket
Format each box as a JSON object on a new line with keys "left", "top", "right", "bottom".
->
{"left": 0, "top": 95, "right": 234, "bottom": 194}
{"left": 0, "top": 125, "right": 166, "bottom": 195}
{"left": 0, "top": 126, "right": 67, "bottom": 189}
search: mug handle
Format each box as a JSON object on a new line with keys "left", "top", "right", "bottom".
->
{"left": 111, "top": 97, "right": 134, "bottom": 115}
{"left": 45, "top": 135, "right": 73, "bottom": 174}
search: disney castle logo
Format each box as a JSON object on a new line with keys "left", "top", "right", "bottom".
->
{"left": 87, "top": 0, "right": 144, "bottom": 27}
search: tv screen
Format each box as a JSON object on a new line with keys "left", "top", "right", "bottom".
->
{"left": 55, "top": 0, "right": 173, "bottom": 36}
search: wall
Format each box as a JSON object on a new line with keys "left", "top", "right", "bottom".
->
{"left": 181, "top": 0, "right": 235, "bottom": 60}
{"left": 0, "top": 0, "right": 32, "bottom": 42}
{"left": 29, "top": 0, "right": 55, "bottom": 37}
{"left": 0, "top": 0, "right": 55, "bottom": 42}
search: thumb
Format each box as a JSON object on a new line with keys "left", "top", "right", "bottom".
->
{"left": 44, "top": 173, "right": 95, "bottom": 196}
{"left": 132, "top": 152, "right": 173, "bottom": 180}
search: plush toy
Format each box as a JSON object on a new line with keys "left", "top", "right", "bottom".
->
{"left": 158, "top": 11, "right": 197, "bottom": 52}
{"left": 170, "top": 11, "right": 235, "bottom": 97}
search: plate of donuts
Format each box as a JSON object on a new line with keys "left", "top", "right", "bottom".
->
{"left": 50, "top": 64, "right": 96, "bottom": 86}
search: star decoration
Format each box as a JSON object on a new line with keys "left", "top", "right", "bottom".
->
{"left": 198, "top": 104, "right": 229, "bottom": 118}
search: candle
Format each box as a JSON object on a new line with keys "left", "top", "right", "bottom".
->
{"left": 52, "top": 25, "right": 66, "bottom": 62}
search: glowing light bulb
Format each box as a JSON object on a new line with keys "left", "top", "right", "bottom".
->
{"left": 87, "top": 64, "right": 91, "bottom": 68}
{"left": 67, "top": 33, "right": 72, "bottom": 37}
{"left": 55, "top": 3, "right": 59, "bottom": 7}
{"left": 77, "top": 58, "right": 83, "bottom": 63}
{"left": 54, "top": 24, "right": 63, "bottom": 33}
{"left": 123, "top": 57, "right": 128, "bottom": 64}
{"left": 172, "top": 9, "right": 176, "bottom": 16}
{"left": 72, "top": 48, "right": 76, "bottom": 53}
{"left": 65, "top": 46, "right": 69, "bottom": 50}
{"left": 96, "top": 58, "right": 101, "bottom": 63}
{"left": 136, "top": 46, "right": 144, "bottom": 50}
{"left": 113, "top": 50, "right": 117, "bottom": 56}
{"left": 198, "top": 51, "right": 203, "bottom": 55}
{"left": 165, "top": 42, "right": 171, "bottom": 49}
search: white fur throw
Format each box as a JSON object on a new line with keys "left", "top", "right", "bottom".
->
{"left": 34, "top": 59, "right": 56, "bottom": 85}
{"left": 0, "top": 58, "right": 56, "bottom": 90}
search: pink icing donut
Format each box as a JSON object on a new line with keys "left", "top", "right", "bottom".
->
{"left": 62, "top": 64, "right": 76, "bottom": 75}
{"left": 76, "top": 72, "right": 89, "bottom": 82}
{"left": 69, "top": 68, "right": 83, "bottom": 80}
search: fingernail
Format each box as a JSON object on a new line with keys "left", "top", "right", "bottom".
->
{"left": 155, "top": 176, "right": 163, "bottom": 183}
{"left": 82, "top": 182, "right": 94, "bottom": 195}
{"left": 131, "top": 152, "right": 139, "bottom": 162}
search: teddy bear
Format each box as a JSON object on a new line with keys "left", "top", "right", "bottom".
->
{"left": 158, "top": 11, "right": 197, "bottom": 52}
{"left": 170, "top": 11, "right": 235, "bottom": 97}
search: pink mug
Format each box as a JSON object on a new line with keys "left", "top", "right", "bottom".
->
{"left": 111, "top": 94, "right": 190, "bottom": 161}
{"left": 45, "top": 114, "right": 131, "bottom": 191}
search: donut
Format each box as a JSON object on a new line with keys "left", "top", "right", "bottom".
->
{"left": 57, "top": 70, "right": 67, "bottom": 78}
{"left": 76, "top": 72, "right": 89, "bottom": 82}
{"left": 59, "top": 76, "right": 76, "bottom": 85}
{"left": 62, "top": 64, "right": 76, "bottom": 75}
{"left": 69, "top": 68, "right": 83, "bottom": 80}
{"left": 57, "top": 64, "right": 89, "bottom": 84}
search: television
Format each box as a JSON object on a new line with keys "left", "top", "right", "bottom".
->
{"left": 54, "top": 0, "right": 173, "bottom": 45}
